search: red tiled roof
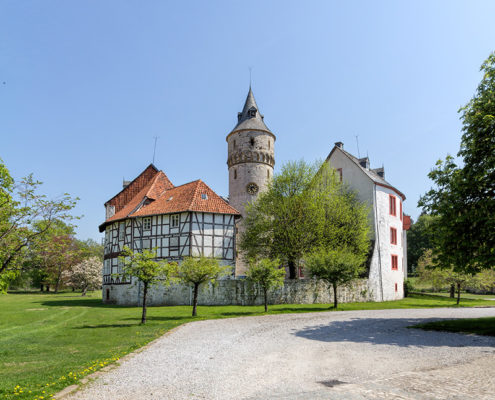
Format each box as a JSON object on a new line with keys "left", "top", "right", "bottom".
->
{"left": 99, "top": 168, "right": 240, "bottom": 232}
{"left": 403, "top": 214, "right": 412, "bottom": 231}
{"left": 104, "top": 164, "right": 173, "bottom": 213}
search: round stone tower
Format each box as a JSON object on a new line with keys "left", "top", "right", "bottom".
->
{"left": 226, "top": 87, "right": 276, "bottom": 276}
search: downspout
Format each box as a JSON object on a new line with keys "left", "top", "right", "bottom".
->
{"left": 373, "top": 185, "right": 384, "bottom": 301}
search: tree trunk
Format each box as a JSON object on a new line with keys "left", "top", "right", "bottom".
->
{"left": 40, "top": 284, "right": 44, "bottom": 292}
{"left": 192, "top": 283, "right": 199, "bottom": 317}
{"left": 46, "top": 285, "right": 50, "bottom": 292}
{"left": 263, "top": 287, "right": 268, "bottom": 312}
{"left": 333, "top": 282, "right": 338, "bottom": 309}
{"left": 450, "top": 284, "right": 455, "bottom": 298}
{"left": 456, "top": 282, "right": 461, "bottom": 305}
{"left": 141, "top": 283, "right": 148, "bottom": 324}
{"left": 288, "top": 259, "right": 297, "bottom": 280}
{"left": 81, "top": 286, "right": 87, "bottom": 297}
{"left": 54, "top": 269, "right": 62, "bottom": 293}
{"left": 72, "top": 287, "right": 75, "bottom": 292}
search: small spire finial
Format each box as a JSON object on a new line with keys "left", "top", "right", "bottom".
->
{"left": 248, "top": 66, "right": 252, "bottom": 88}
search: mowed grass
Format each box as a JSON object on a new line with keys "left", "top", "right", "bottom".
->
{"left": 1, "top": 291, "right": 494, "bottom": 399}
{"left": 413, "top": 317, "right": 495, "bottom": 336}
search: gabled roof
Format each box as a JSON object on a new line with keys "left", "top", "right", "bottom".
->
{"left": 326, "top": 145, "right": 406, "bottom": 200}
{"left": 228, "top": 87, "right": 274, "bottom": 136}
{"left": 99, "top": 168, "right": 240, "bottom": 232}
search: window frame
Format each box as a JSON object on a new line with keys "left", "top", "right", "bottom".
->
{"left": 389, "top": 195, "right": 396, "bottom": 216}
{"left": 337, "top": 168, "right": 343, "bottom": 182}
{"left": 390, "top": 227, "right": 397, "bottom": 245}
{"left": 143, "top": 217, "right": 151, "bottom": 231}
{"left": 391, "top": 254, "right": 399, "bottom": 270}
{"left": 171, "top": 214, "right": 180, "bottom": 228}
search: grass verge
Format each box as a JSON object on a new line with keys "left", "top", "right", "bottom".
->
{"left": 412, "top": 317, "right": 495, "bottom": 337}
{"left": 1, "top": 291, "right": 494, "bottom": 399}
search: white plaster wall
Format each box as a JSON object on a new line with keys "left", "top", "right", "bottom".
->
{"left": 375, "top": 186, "right": 404, "bottom": 300}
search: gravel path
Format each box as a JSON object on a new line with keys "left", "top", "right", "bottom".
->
{"left": 65, "top": 308, "right": 495, "bottom": 400}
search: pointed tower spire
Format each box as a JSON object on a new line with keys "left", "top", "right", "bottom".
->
{"left": 231, "top": 87, "right": 272, "bottom": 134}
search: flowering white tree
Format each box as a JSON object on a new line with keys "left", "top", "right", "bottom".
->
{"left": 63, "top": 257, "right": 102, "bottom": 296}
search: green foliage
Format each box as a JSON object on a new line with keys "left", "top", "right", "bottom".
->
{"left": 240, "top": 160, "right": 370, "bottom": 279}
{"left": 119, "top": 246, "right": 177, "bottom": 323}
{"left": 419, "top": 52, "right": 495, "bottom": 275}
{"left": 246, "top": 258, "right": 285, "bottom": 311}
{"left": 0, "top": 159, "right": 78, "bottom": 292}
{"left": 177, "top": 256, "right": 230, "bottom": 316}
{"left": 119, "top": 246, "right": 176, "bottom": 287}
{"left": 406, "top": 214, "right": 436, "bottom": 274}
{"left": 305, "top": 247, "right": 365, "bottom": 308}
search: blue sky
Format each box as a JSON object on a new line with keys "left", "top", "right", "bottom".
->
{"left": 1, "top": 0, "right": 494, "bottom": 241}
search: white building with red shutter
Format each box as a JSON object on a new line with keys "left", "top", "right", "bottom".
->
{"left": 326, "top": 142, "right": 410, "bottom": 301}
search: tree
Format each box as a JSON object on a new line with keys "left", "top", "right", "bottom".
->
{"left": 119, "top": 246, "right": 177, "bottom": 324}
{"left": 419, "top": 52, "right": 495, "bottom": 276}
{"left": 240, "top": 160, "right": 328, "bottom": 279}
{"left": 0, "top": 159, "right": 77, "bottom": 292}
{"left": 246, "top": 258, "right": 285, "bottom": 312}
{"left": 305, "top": 247, "right": 365, "bottom": 308}
{"left": 62, "top": 256, "right": 102, "bottom": 296}
{"left": 406, "top": 214, "right": 436, "bottom": 274}
{"left": 177, "top": 257, "right": 229, "bottom": 316}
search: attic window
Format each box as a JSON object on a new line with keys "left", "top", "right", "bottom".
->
{"left": 167, "top": 196, "right": 173, "bottom": 201}
{"left": 201, "top": 193, "right": 208, "bottom": 200}
{"left": 248, "top": 108, "right": 257, "bottom": 117}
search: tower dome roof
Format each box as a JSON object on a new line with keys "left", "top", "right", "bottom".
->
{"left": 230, "top": 87, "right": 273, "bottom": 135}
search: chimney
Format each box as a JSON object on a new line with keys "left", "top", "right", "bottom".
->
{"left": 358, "top": 157, "right": 370, "bottom": 169}
{"left": 123, "top": 180, "right": 131, "bottom": 189}
{"left": 372, "top": 167, "right": 385, "bottom": 178}
{"left": 335, "top": 141, "right": 344, "bottom": 149}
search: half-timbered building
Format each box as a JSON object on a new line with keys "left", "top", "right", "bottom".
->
{"left": 99, "top": 164, "right": 241, "bottom": 298}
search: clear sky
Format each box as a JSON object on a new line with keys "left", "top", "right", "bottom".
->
{"left": 1, "top": 0, "right": 494, "bottom": 241}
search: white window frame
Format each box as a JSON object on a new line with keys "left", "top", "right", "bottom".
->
{"left": 171, "top": 214, "right": 179, "bottom": 228}
{"left": 143, "top": 217, "right": 151, "bottom": 230}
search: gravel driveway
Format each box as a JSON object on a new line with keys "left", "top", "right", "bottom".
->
{"left": 65, "top": 308, "right": 495, "bottom": 400}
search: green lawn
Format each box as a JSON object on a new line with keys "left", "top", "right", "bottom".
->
{"left": 1, "top": 291, "right": 494, "bottom": 400}
{"left": 413, "top": 317, "right": 495, "bottom": 336}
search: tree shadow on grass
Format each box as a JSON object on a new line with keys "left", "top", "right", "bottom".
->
{"left": 40, "top": 299, "right": 127, "bottom": 308}
{"left": 293, "top": 317, "right": 495, "bottom": 348}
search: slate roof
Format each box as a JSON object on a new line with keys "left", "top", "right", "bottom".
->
{"left": 327, "top": 145, "right": 406, "bottom": 200}
{"left": 99, "top": 168, "right": 240, "bottom": 232}
{"left": 229, "top": 87, "right": 273, "bottom": 135}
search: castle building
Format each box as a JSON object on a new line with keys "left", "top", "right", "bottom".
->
{"left": 326, "top": 142, "right": 410, "bottom": 301}
{"left": 98, "top": 164, "right": 240, "bottom": 303}
{"left": 99, "top": 87, "right": 409, "bottom": 304}
{"left": 226, "top": 87, "right": 275, "bottom": 276}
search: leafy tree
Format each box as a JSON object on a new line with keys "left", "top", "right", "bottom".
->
{"left": 0, "top": 159, "right": 77, "bottom": 292}
{"left": 62, "top": 256, "right": 102, "bottom": 296}
{"left": 77, "top": 239, "right": 104, "bottom": 261}
{"left": 419, "top": 52, "right": 495, "bottom": 276}
{"left": 406, "top": 214, "right": 436, "bottom": 274}
{"left": 246, "top": 258, "right": 285, "bottom": 312}
{"left": 119, "top": 246, "right": 177, "bottom": 324}
{"left": 305, "top": 247, "right": 365, "bottom": 308}
{"left": 177, "top": 257, "right": 229, "bottom": 316}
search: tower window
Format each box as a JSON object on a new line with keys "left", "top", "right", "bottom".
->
{"left": 234, "top": 169, "right": 237, "bottom": 179}
{"left": 250, "top": 137, "right": 255, "bottom": 146}
{"left": 268, "top": 140, "right": 270, "bottom": 150}
{"left": 233, "top": 140, "right": 236, "bottom": 148}
{"left": 248, "top": 108, "right": 257, "bottom": 117}
{"left": 267, "top": 169, "right": 270, "bottom": 179}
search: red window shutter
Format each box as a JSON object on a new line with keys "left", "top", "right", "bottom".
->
{"left": 395, "top": 283, "right": 398, "bottom": 292}
{"left": 400, "top": 201, "right": 403, "bottom": 221}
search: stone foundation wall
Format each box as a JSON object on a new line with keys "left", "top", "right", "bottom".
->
{"left": 103, "top": 278, "right": 373, "bottom": 306}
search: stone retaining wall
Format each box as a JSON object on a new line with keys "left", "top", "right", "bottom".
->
{"left": 103, "top": 278, "right": 373, "bottom": 306}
